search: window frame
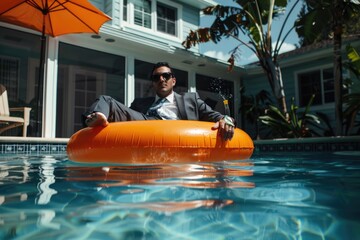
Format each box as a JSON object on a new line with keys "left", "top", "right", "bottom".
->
{"left": 156, "top": 2, "right": 177, "bottom": 36}
{"left": 295, "top": 65, "right": 349, "bottom": 108}
{"left": 133, "top": 0, "right": 152, "bottom": 29}
{"left": 123, "top": 0, "right": 182, "bottom": 40}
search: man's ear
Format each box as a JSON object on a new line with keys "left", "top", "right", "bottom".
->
{"left": 172, "top": 77, "right": 176, "bottom": 87}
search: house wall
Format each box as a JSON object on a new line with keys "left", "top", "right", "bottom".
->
{"left": 175, "top": 1, "right": 199, "bottom": 48}
{"left": 0, "top": 0, "right": 243, "bottom": 138}
{"left": 241, "top": 40, "right": 360, "bottom": 139}
{"left": 90, "top": 0, "right": 114, "bottom": 16}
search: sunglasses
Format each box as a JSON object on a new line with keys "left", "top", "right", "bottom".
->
{"left": 151, "top": 72, "right": 174, "bottom": 82}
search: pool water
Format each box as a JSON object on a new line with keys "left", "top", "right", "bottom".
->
{"left": 0, "top": 152, "right": 359, "bottom": 239}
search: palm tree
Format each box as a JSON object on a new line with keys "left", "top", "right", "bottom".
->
{"left": 295, "top": 0, "right": 360, "bottom": 136}
{"left": 183, "top": 0, "right": 301, "bottom": 116}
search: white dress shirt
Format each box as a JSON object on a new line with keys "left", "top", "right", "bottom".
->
{"left": 154, "top": 92, "right": 180, "bottom": 120}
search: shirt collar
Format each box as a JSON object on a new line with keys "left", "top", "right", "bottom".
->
{"left": 155, "top": 91, "right": 175, "bottom": 103}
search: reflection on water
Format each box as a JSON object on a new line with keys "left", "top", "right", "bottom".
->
{"left": 1, "top": 153, "right": 359, "bottom": 239}
{"left": 64, "top": 162, "right": 254, "bottom": 217}
{"left": 66, "top": 162, "right": 254, "bottom": 189}
{"left": 0, "top": 156, "right": 255, "bottom": 239}
{"left": 36, "top": 156, "right": 58, "bottom": 205}
{"left": 97, "top": 199, "right": 234, "bottom": 214}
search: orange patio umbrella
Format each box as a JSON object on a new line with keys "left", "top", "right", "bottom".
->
{"left": 0, "top": 0, "right": 111, "bottom": 136}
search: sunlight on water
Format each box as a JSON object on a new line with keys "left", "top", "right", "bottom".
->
{"left": 0, "top": 153, "right": 359, "bottom": 239}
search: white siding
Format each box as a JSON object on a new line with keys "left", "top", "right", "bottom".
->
{"left": 180, "top": 3, "right": 200, "bottom": 52}
{"left": 90, "top": 0, "right": 113, "bottom": 17}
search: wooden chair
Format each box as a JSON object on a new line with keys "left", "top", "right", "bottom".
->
{"left": 0, "top": 84, "right": 31, "bottom": 137}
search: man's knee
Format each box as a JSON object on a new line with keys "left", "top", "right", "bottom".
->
{"left": 98, "top": 95, "right": 112, "bottom": 102}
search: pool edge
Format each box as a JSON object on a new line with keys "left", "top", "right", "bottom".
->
{"left": 1, "top": 136, "right": 359, "bottom": 155}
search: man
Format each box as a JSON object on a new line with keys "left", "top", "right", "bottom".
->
{"left": 83, "top": 62, "right": 235, "bottom": 140}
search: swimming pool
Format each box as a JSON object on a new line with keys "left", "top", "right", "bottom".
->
{"left": 0, "top": 152, "right": 359, "bottom": 239}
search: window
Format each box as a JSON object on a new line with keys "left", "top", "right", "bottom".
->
{"left": 323, "top": 68, "right": 335, "bottom": 103}
{"left": 298, "top": 70, "right": 322, "bottom": 106}
{"left": 73, "top": 71, "right": 102, "bottom": 132}
{"left": 0, "top": 27, "right": 42, "bottom": 136}
{"left": 0, "top": 56, "right": 19, "bottom": 102}
{"left": 57, "top": 43, "right": 125, "bottom": 137}
{"left": 134, "top": 0, "right": 151, "bottom": 29}
{"left": 297, "top": 67, "right": 348, "bottom": 107}
{"left": 129, "top": 0, "right": 180, "bottom": 37}
{"left": 157, "top": 3, "right": 176, "bottom": 36}
{"left": 123, "top": 0, "right": 128, "bottom": 21}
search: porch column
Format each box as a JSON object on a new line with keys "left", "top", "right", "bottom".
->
{"left": 42, "top": 37, "right": 59, "bottom": 138}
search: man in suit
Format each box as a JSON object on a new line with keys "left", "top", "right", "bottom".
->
{"left": 83, "top": 62, "right": 235, "bottom": 140}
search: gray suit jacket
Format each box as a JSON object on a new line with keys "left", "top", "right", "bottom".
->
{"left": 130, "top": 92, "right": 224, "bottom": 122}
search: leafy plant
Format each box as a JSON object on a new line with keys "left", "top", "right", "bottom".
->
{"left": 183, "top": 0, "right": 303, "bottom": 115}
{"left": 345, "top": 45, "right": 360, "bottom": 80}
{"left": 343, "top": 93, "right": 360, "bottom": 135}
{"left": 239, "top": 89, "right": 272, "bottom": 139}
{"left": 343, "top": 45, "right": 360, "bottom": 135}
{"left": 311, "top": 112, "right": 336, "bottom": 137}
{"left": 259, "top": 95, "right": 320, "bottom": 138}
{"left": 295, "top": 0, "right": 360, "bottom": 135}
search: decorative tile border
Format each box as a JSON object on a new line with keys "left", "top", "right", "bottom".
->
{"left": 1, "top": 143, "right": 67, "bottom": 155}
{"left": 255, "top": 142, "right": 360, "bottom": 152}
{"left": 254, "top": 136, "right": 360, "bottom": 153}
{"left": 0, "top": 136, "right": 359, "bottom": 156}
{"left": 0, "top": 137, "right": 68, "bottom": 156}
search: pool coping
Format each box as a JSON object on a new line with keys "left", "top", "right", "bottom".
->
{"left": 0, "top": 136, "right": 359, "bottom": 155}
{"left": 254, "top": 136, "right": 360, "bottom": 153}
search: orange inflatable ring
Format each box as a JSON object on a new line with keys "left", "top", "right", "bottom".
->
{"left": 67, "top": 120, "right": 254, "bottom": 164}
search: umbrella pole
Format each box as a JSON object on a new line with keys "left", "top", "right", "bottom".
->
{"left": 36, "top": 25, "right": 46, "bottom": 137}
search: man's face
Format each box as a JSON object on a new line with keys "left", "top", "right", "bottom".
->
{"left": 151, "top": 66, "right": 176, "bottom": 98}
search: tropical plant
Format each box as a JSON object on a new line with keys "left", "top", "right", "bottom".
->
{"left": 312, "top": 112, "right": 336, "bottom": 137}
{"left": 295, "top": 0, "right": 360, "bottom": 135}
{"left": 345, "top": 45, "right": 360, "bottom": 79}
{"left": 259, "top": 95, "right": 320, "bottom": 138}
{"left": 296, "top": 1, "right": 360, "bottom": 46}
{"left": 182, "top": 0, "right": 302, "bottom": 116}
{"left": 343, "top": 93, "right": 360, "bottom": 134}
{"left": 343, "top": 45, "right": 360, "bottom": 135}
{"left": 239, "top": 89, "right": 272, "bottom": 139}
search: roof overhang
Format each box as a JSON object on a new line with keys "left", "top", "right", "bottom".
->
{"left": 244, "top": 36, "right": 360, "bottom": 75}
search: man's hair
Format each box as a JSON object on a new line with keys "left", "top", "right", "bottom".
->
{"left": 151, "top": 62, "right": 173, "bottom": 74}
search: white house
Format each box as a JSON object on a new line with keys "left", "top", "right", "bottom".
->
{"left": 0, "top": 0, "right": 246, "bottom": 138}
{"left": 241, "top": 36, "right": 360, "bottom": 138}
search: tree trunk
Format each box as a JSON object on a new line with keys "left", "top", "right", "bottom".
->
{"left": 333, "top": 0, "right": 344, "bottom": 136}
{"left": 261, "top": 57, "right": 288, "bottom": 115}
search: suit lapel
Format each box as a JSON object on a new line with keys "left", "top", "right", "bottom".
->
{"left": 174, "top": 92, "right": 187, "bottom": 120}
{"left": 144, "top": 97, "right": 155, "bottom": 113}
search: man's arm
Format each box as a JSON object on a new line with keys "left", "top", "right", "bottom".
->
{"left": 130, "top": 97, "right": 154, "bottom": 114}
{"left": 187, "top": 92, "right": 235, "bottom": 140}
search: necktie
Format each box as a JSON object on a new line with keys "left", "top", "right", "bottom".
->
{"left": 146, "top": 98, "right": 167, "bottom": 119}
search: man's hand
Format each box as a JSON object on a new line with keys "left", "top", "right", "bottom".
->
{"left": 212, "top": 116, "right": 235, "bottom": 141}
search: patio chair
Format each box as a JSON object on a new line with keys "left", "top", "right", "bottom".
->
{"left": 0, "top": 84, "right": 31, "bottom": 137}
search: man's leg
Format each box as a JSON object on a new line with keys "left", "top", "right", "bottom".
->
{"left": 82, "top": 95, "right": 147, "bottom": 127}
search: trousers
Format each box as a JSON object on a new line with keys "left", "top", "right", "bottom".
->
{"left": 82, "top": 95, "right": 157, "bottom": 127}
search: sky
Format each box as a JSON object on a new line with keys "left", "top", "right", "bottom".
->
{"left": 199, "top": 0, "right": 303, "bottom": 66}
